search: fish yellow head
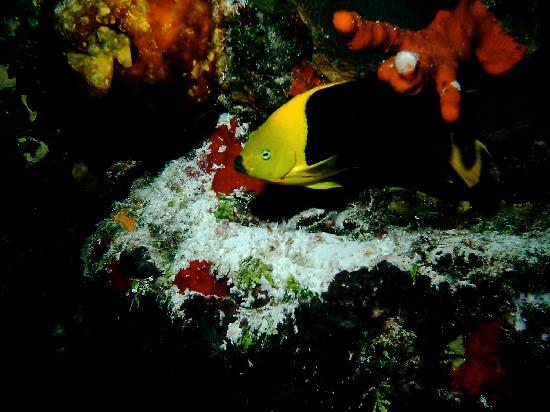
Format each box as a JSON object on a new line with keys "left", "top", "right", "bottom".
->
{"left": 235, "top": 121, "right": 302, "bottom": 182}
{"left": 234, "top": 83, "right": 344, "bottom": 189}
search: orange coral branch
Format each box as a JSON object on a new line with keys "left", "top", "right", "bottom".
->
{"left": 333, "top": 0, "right": 527, "bottom": 123}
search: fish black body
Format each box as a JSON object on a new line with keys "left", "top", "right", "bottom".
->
{"left": 301, "top": 80, "right": 478, "bottom": 188}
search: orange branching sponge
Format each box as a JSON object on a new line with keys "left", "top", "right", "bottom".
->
{"left": 203, "top": 120, "right": 266, "bottom": 195}
{"left": 333, "top": 0, "right": 527, "bottom": 122}
{"left": 289, "top": 60, "right": 325, "bottom": 97}
{"left": 173, "top": 260, "right": 230, "bottom": 297}
{"left": 56, "top": 0, "right": 222, "bottom": 100}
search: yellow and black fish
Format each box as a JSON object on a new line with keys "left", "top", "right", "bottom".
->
{"left": 234, "top": 81, "right": 489, "bottom": 190}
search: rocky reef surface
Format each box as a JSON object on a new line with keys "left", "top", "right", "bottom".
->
{"left": 1, "top": 0, "right": 548, "bottom": 409}
{"left": 81, "top": 112, "right": 549, "bottom": 410}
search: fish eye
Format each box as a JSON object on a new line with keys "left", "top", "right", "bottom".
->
{"left": 261, "top": 149, "right": 271, "bottom": 160}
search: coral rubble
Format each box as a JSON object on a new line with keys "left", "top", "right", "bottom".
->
{"left": 333, "top": 0, "right": 527, "bottom": 122}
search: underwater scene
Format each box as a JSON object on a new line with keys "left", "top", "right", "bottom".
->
{"left": 1, "top": 0, "right": 548, "bottom": 408}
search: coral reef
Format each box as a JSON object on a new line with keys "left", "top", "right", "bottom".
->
{"left": 1, "top": 0, "right": 548, "bottom": 408}
{"left": 333, "top": 0, "right": 528, "bottom": 122}
{"left": 54, "top": 0, "right": 223, "bottom": 99}
{"left": 220, "top": 7, "right": 311, "bottom": 119}
{"left": 82, "top": 113, "right": 549, "bottom": 363}
{"left": 81, "top": 128, "right": 549, "bottom": 406}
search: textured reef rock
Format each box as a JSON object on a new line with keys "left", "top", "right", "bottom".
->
{"left": 76, "top": 3, "right": 547, "bottom": 410}
{"left": 54, "top": 0, "right": 225, "bottom": 99}
{"left": 83, "top": 112, "right": 549, "bottom": 410}
{"left": 219, "top": 5, "right": 312, "bottom": 119}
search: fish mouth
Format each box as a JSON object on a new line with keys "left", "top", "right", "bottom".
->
{"left": 234, "top": 155, "right": 247, "bottom": 174}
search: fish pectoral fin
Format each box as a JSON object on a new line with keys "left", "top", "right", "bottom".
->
{"left": 449, "top": 139, "right": 489, "bottom": 188}
{"left": 281, "top": 156, "right": 344, "bottom": 186}
{"left": 297, "top": 155, "right": 342, "bottom": 177}
{"left": 305, "top": 180, "right": 342, "bottom": 189}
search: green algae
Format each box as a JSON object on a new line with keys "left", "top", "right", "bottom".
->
{"left": 236, "top": 326, "right": 270, "bottom": 352}
{"left": 444, "top": 335, "right": 466, "bottom": 369}
{"left": 21, "top": 94, "right": 37, "bottom": 122}
{"left": 214, "top": 195, "right": 234, "bottom": 220}
{"left": 0, "top": 65, "right": 16, "bottom": 89}
{"left": 285, "top": 275, "right": 316, "bottom": 300}
{"left": 473, "top": 202, "right": 550, "bottom": 234}
{"left": 371, "top": 388, "right": 391, "bottom": 412}
{"left": 128, "top": 278, "right": 157, "bottom": 310}
{"left": 354, "top": 322, "right": 420, "bottom": 412}
{"left": 235, "top": 256, "right": 275, "bottom": 291}
{"left": 17, "top": 137, "right": 48, "bottom": 166}
{"left": 250, "top": 0, "right": 296, "bottom": 15}
{"left": 3, "top": 17, "right": 21, "bottom": 38}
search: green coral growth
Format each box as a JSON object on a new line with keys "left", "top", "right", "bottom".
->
{"left": 410, "top": 263, "right": 421, "bottom": 284}
{"left": 473, "top": 201, "right": 550, "bottom": 234}
{"left": 214, "top": 195, "right": 234, "bottom": 220}
{"left": 235, "top": 256, "right": 275, "bottom": 291}
{"left": 17, "top": 137, "right": 48, "bottom": 166}
{"left": 250, "top": 0, "right": 296, "bottom": 15}
{"left": 236, "top": 325, "right": 270, "bottom": 352}
{"left": 128, "top": 278, "right": 157, "bottom": 310}
{"left": 237, "top": 328, "right": 259, "bottom": 351}
{"left": 371, "top": 387, "right": 391, "bottom": 412}
{"left": 0, "top": 65, "right": 16, "bottom": 89}
{"left": 444, "top": 335, "right": 466, "bottom": 369}
{"left": 285, "top": 275, "right": 316, "bottom": 300}
{"left": 21, "top": 94, "right": 37, "bottom": 122}
{"left": 354, "top": 321, "right": 420, "bottom": 412}
{"left": 3, "top": 17, "right": 20, "bottom": 37}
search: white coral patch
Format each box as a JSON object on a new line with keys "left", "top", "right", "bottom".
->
{"left": 395, "top": 51, "right": 419, "bottom": 75}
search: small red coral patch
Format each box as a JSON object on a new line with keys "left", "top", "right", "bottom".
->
{"left": 203, "top": 120, "right": 266, "bottom": 195}
{"left": 106, "top": 260, "right": 131, "bottom": 293}
{"left": 450, "top": 320, "right": 506, "bottom": 397}
{"left": 290, "top": 60, "right": 324, "bottom": 97}
{"left": 174, "top": 260, "right": 230, "bottom": 297}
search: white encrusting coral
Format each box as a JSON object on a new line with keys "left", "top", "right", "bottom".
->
{"left": 90, "top": 114, "right": 550, "bottom": 347}
{"left": 395, "top": 50, "right": 419, "bottom": 76}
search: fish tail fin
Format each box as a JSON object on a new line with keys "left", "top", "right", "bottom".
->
{"left": 449, "top": 138, "right": 490, "bottom": 188}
